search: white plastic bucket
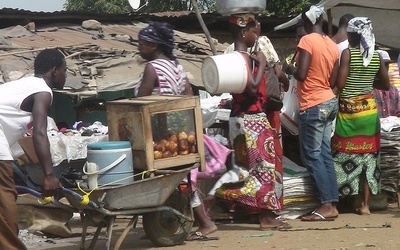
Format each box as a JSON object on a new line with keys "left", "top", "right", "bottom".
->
{"left": 202, "top": 51, "right": 249, "bottom": 95}
{"left": 84, "top": 141, "right": 134, "bottom": 189}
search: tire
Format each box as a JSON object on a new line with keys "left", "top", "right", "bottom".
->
{"left": 143, "top": 190, "right": 193, "bottom": 247}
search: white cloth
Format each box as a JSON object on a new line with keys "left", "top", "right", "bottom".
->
{"left": 305, "top": 5, "right": 324, "bottom": 25}
{"left": 380, "top": 116, "right": 400, "bottom": 132}
{"left": 224, "top": 36, "right": 279, "bottom": 68}
{"left": 0, "top": 77, "right": 52, "bottom": 160}
{"left": 376, "top": 49, "right": 392, "bottom": 62}
{"left": 207, "top": 165, "right": 249, "bottom": 196}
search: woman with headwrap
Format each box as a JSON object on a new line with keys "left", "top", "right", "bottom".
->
{"left": 331, "top": 17, "right": 390, "bottom": 215}
{"left": 213, "top": 14, "right": 290, "bottom": 230}
{"left": 285, "top": 5, "right": 340, "bottom": 221}
{"left": 136, "top": 21, "right": 218, "bottom": 241}
{"left": 136, "top": 21, "right": 193, "bottom": 96}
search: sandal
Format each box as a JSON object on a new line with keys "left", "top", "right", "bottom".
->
{"left": 186, "top": 232, "right": 219, "bottom": 241}
{"left": 301, "top": 211, "right": 336, "bottom": 222}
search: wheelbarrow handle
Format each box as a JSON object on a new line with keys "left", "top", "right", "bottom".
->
{"left": 16, "top": 185, "right": 43, "bottom": 198}
{"left": 15, "top": 185, "right": 98, "bottom": 209}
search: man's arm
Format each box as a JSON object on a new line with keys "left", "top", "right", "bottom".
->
{"left": 335, "top": 49, "right": 350, "bottom": 90}
{"left": 285, "top": 48, "right": 311, "bottom": 82}
{"left": 329, "top": 60, "right": 339, "bottom": 89}
{"left": 373, "top": 54, "right": 390, "bottom": 91}
{"left": 274, "top": 63, "right": 289, "bottom": 92}
{"left": 31, "top": 92, "right": 63, "bottom": 196}
{"left": 391, "top": 85, "right": 400, "bottom": 117}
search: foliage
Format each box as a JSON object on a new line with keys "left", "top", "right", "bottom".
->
{"left": 64, "top": 0, "right": 216, "bottom": 13}
{"left": 64, "top": 0, "right": 320, "bottom": 15}
{"left": 147, "top": 0, "right": 215, "bottom": 12}
{"left": 64, "top": 0, "right": 131, "bottom": 13}
{"left": 264, "top": 0, "right": 321, "bottom": 16}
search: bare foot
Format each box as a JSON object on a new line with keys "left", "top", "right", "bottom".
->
{"left": 356, "top": 203, "right": 371, "bottom": 215}
{"left": 260, "top": 211, "right": 291, "bottom": 229}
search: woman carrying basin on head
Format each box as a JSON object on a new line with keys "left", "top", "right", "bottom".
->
{"left": 213, "top": 14, "right": 289, "bottom": 230}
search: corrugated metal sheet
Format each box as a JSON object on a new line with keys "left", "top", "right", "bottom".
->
{"left": 0, "top": 9, "right": 292, "bottom": 100}
{"left": 7, "top": 25, "right": 138, "bottom": 51}
{"left": 0, "top": 20, "right": 228, "bottom": 99}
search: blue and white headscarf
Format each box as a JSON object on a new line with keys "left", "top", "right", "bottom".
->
{"left": 138, "top": 21, "right": 175, "bottom": 59}
{"left": 347, "top": 17, "right": 375, "bottom": 66}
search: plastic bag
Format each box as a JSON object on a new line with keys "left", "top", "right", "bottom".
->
{"left": 280, "top": 77, "right": 299, "bottom": 135}
{"left": 190, "top": 134, "right": 232, "bottom": 187}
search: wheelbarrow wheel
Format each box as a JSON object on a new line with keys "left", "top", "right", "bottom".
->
{"left": 143, "top": 189, "right": 193, "bottom": 246}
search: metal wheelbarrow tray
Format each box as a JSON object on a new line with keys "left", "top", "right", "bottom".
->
{"left": 18, "top": 165, "right": 196, "bottom": 249}
{"left": 71, "top": 166, "right": 192, "bottom": 211}
{"left": 68, "top": 165, "right": 195, "bottom": 249}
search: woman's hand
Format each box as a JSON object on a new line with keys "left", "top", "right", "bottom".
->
{"left": 249, "top": 51, "right": 266, "bottom": 69}
{"left": 246, "top": 51, "right": 267, "bottom": 96}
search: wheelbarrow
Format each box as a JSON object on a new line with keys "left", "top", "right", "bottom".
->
{"left": 16, "top": 164, "right": 196, "bottom": 249}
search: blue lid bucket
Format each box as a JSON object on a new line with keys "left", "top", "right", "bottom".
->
{"left": 87, "top": 141, "right": 132, "bottom": 150}
{"left": 85, "top": 141, "right": 134, "bottom": 189}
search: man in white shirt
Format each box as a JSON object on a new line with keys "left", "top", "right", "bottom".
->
{"left": 0, "top": 49, "right": 66, "bottom": 250}
{"left": 331, "top": 14, "right": 354, "bottom": 60}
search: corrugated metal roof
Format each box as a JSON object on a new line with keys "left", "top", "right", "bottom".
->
{"left": 0, "top": 8, "right": 290, "bottom": 32}
{"left": 0, "top": 19, "right": 228, "bottom": 99}
{"left": 0, "top": 9, "right": 293, "bottom": 100}
{"left": 7, "top": 25, "right": 137, "bottom": 51}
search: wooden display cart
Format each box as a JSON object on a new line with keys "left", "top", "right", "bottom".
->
{"left": 106, "top": 95, "right": 205, "bottom": 171}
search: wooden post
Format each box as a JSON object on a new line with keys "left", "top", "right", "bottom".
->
{"left": 190, "top": 0, "right": 217, "bottom": 55}
{"left": 327, "top": 9, "right": 333, "bottom": 37}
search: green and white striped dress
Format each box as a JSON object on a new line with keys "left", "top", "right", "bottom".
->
{"left": 332, "top": 48, "right": 381, "bottom": 197}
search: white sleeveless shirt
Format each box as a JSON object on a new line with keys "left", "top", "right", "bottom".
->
{"left": 0, "top": 76, "right": 52, "bottom": 160}
{"left": 337, "top": 39, "right": 349, "bottom": 65}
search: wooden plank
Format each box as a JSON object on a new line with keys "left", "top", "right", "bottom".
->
{"left": 148, "top": 98, "right": 197, "bottom": 113}
{"left": 193, "top": 97, "right": 206, "bottom": 171}
{"left": 153, "top": 154, "right": 200, "bottom": 169}
{"left": 132, "top": 151, "right": 146, "bottom": 169}
{"left": 142, "top": 105, "right": 155, "bottom": 170}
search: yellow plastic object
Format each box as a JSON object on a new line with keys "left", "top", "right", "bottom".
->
{"left": 38, "top": 196, "right": 52, "bottom": 204}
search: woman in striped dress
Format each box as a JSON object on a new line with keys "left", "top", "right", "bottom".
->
{"left": 331, "top": 17, "right": 390, "bottom": 215}
{"left": 136, "top": 21, "right": 193, "bottom": 96}
{"left": 136, "top": 22, "right": 220, "bottom": 240}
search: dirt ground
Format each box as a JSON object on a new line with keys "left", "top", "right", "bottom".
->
{"left": 27, "top": 202, "right": 400, "bottom": 250}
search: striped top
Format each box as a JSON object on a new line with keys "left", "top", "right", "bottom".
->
{"left": 148, "top": 59, "right": 187, "bottom": 95}
{"left": 340, "top": 48, "right": 380, "bottom": 98}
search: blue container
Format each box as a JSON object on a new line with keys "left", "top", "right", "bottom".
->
{"left": 87, "top": 141, "right": 134, "bottom": 187}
